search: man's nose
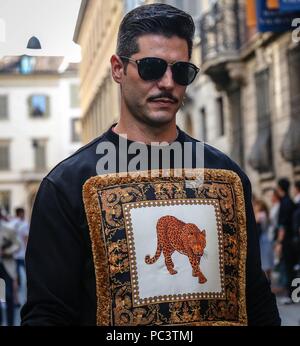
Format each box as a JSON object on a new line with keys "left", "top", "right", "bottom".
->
{"left": 156, "top": 66, "right": 175, "bottom": 90}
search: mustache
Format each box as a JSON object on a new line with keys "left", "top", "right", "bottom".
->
{"left": 147, "top": 92, "right": 178, "bottom": 103}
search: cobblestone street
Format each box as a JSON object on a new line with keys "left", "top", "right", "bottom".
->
{"left": 277, "top": 300, "right": 300, "bottom": 326}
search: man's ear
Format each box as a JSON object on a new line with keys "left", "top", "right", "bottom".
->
{"left": 111, "top": 55, "right": 124, "bottom": 84}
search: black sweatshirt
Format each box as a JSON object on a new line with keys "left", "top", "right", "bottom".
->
{"left": 21, "top": 126, "right": 281, "bottom": 326}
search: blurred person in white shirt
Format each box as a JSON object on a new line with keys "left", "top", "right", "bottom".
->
{"left": 11, "top": 208, "right": 29, "bottom": 299}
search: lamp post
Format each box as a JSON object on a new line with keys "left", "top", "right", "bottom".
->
{"left": 26, "top": 36, "right": 41, "bottom": 49}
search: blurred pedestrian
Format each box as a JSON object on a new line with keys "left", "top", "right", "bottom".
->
{"left": 269, "top": 189, "right": 280, "bottom": 243}
{"left": 0, "top": 210, "right": 20, "bottom": 326}
{"left": 11, "top": 208, "right": 29, "bottom": 296}
{"left": 276, "top": 178, "right": 296, "bottom": 304}
{"left": 292, "top": 181, "right": 300, "bottom": 270}
{"left": 254, "top": 199, "right": 274, "bottom": 281}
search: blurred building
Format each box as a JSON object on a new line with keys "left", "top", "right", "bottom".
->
{"left": 199, "top": 0, "right": 300, "bottom": 197}
{"left": 0, "top": 56, "right": 82, "bottom": 216}
{"left": 73, "top": 0, "right": 139, "bottom": 143}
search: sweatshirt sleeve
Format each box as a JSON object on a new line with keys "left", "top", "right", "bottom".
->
{"left": 243, "top": 175, "right": 281, "bottom": 326}
{"left": 21, "top": 178, "right": 85, "bottom": 325}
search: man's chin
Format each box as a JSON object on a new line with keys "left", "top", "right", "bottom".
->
{"left": 143, "top": 114, "right": 175, "bottom": 127}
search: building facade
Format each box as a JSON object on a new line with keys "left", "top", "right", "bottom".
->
{"left": 74, "top": 0, "right": 125, "bottom": 143}
{"left": 199, "top": 0, "right": 300, "bottom": 197}
{"left": 0, "top": 56, "right": 82, "bottom": 216}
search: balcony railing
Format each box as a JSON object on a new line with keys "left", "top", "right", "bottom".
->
{"left": 200, "top": 0, "right": 241, "bottom": 71}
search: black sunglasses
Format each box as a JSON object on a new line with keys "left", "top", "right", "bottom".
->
{"left": 120, "top": 56, "right": 200, "bottom": 86}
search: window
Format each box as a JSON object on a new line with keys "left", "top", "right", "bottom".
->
{"left": 281, "top": 47, "right": 300, "bottom": 166}
{"left": 228, "top": 88, "right": 244, "bottom": 168}
{"left": 248, "top": 69, "right": 274, "bottom": 173}
{"left": 0, "top": 191, "right": 11, "bottom": 215}
{"left": 200, "top": 107, "right": 207, "bottom": 142}
{"left": 0, "top": 95, "right": 8, "bottom": 119}
{"left": 70, "top": 84, "right": 80, "bottom": 108}
{"left": 71, "top": 118, "right": 82, "bottom": 143}
{"left": 28, "top": 95, "right": 50, "bottom": 118}
{"left": 0, "top": 141, "right": 10, "bottom": 170}
{"left": 216, "top": 97, "right": 225, "bottom": 137}
{"left": 32, "top": 139, "right": 47, "bottom": 171}
{"left": 20, "top": 56, "right": 34, "bottom": 75}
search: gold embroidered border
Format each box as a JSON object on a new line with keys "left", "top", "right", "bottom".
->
{"left": 82, "top": 168, "right": 248, "bottom": 326}
{"left": 123, "top": 198, "right": 225, "bottom": 307}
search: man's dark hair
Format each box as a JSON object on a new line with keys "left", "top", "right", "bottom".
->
{"left": 277, "top": 178, "right": 290, "bottom": 195}
{"left": 295, "top": 180, "right": 300, "bottom": 192}
{"left": 117, "top": 3, "right": 195, "bottom": 60}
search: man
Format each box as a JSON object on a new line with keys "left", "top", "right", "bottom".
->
{"left": 295, "top": 181, "right": 300, "bottom": 206}
{"left": 276, "top": 178, "right": 296, "bottom": 304}
{"left": 293, "top": 180, "right": 300, "bottom": 237}
{"left": 21, "top": 4, "right": 280, "bottom": 325}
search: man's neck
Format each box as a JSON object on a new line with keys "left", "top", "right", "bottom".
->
{"left": 113, "top": 119, "right": 178, "bottom": 145}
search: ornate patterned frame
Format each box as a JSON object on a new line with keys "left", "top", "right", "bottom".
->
{"left": 83, "top": 169, "right": 248, "bottom": 326}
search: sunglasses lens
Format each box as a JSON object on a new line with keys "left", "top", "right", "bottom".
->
{"left": 138, "top": 58, "right": 167, "bottom": 81}
{"left": 172, "top": 62, "right": 198, "bottom": 86}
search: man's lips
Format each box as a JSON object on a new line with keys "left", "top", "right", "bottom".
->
{"left": 148, "top": 98, "right": 177, "bottom": 104}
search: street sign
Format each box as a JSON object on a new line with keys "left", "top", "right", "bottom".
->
{"left": 280, "top": 0, "right": 300, "bottom": 12}
{"left": 256, "top": 0, "right": 297, "bottom": 32}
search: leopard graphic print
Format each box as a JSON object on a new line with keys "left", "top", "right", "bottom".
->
{"left": 145, "top": 215, "right": 207, "bottom": 284}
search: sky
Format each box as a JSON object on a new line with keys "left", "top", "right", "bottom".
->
{"left": 0, "top": 0, "right": 82, "bottom": 62}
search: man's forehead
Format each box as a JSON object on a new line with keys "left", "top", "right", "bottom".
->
{"left": 135, "top": 34, "right": 189, "bottom": 59}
